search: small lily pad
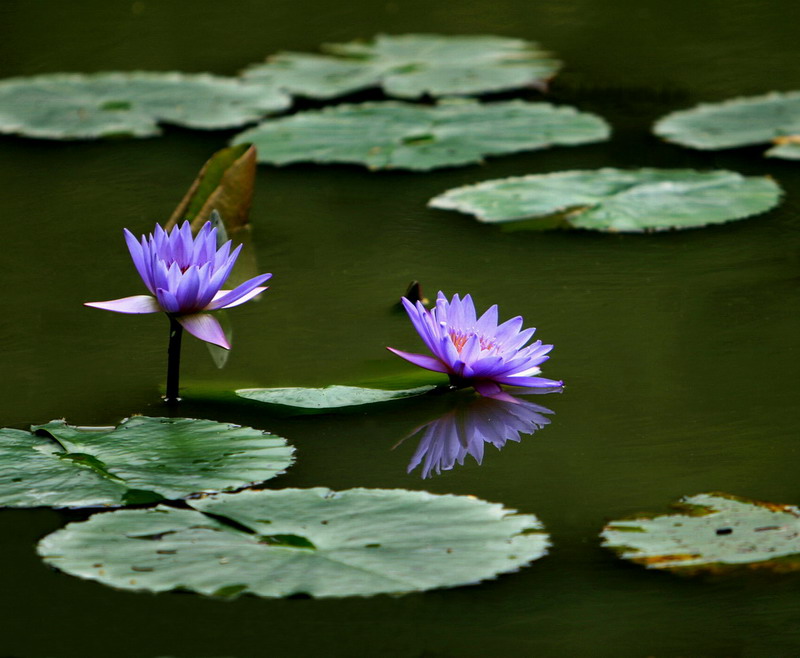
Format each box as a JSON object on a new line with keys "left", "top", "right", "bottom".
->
{"left": 0, "top": 417, "right": 293, "bottom": 508}
{"left": 242, "top": 34, "right": 560, "bottom": 100}
{"left": 232, "top": 100, "right": 610, "bottom": 171}
{"left": 429, "top": 168, "right": 781, "bottom": 231}
{"left": 653, "top": 92, "right": 800, "bottom": 158}
{"left": 236, "top": 385, "right": 435, "bottom": 410}
{"left": 601, "top": 493, "right": 800, "bottom": 574}
{"left": 0, "top": 72, "right": 291, "bottom": 139}
{"left": 38, "top": 487, "right": 549, "bottom": 598}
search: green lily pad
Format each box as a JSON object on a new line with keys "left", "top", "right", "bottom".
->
{"left": 242, "top": 34, "right": 560, "bottom": 100}
{"left": 767, "top": 138, "right": 800, "bottom": 160}
{"left": 429, "top": 168, "right": 782, "bottom": 232}
{"left": 653, "top": 92, "right": 800, "bottom": 158}
{"left": 0, "top": 72, "right": 291, "bottom": 139}
{"left": 38, "top": 487, "right": 549, "bottom": 598}
{"left": 235, "top": 385, "right": 435, "bottom": 410}
{"left": 0, "top": 417, "right": 293, "bottom": 508}
{"left": 601, "top": 493, "right": 800, "bottom": 574}
{"left": 231, "top": 100, "right": 610, "bottom": 171}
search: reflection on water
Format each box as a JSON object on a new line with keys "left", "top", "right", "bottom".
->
{"left": 399, "top": 391, "right": 560, "bottom": 478}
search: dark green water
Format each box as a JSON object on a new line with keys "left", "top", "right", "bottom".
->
{"left": 1, "top": 1, "right": 799, "bottom": 656}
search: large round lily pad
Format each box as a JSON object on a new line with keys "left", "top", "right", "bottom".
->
{"left": 236, "top": 385, "right": 435, "bottom": 411}
{"left": 38, "top": 487, "right": 549, "bottom": 598}
{"left": 653, "top": 92, "right": 800, "bottom": 159}
{"left": 601, "top": 493, "right": 800, "bottom": 574}
{"left": 429, "top": 168, "right": 781, "bottom": 232}
{"left": 242, "top": 34, "right": 560, "bottom": 100}
{"left": 0, "top": 417, "right": 294, "bottom": 508}
{"left": 232, "top": 99, "right": 610, "bottom": 170}
{"left": 0, "top": 72, "right": 291, "bottom": 139}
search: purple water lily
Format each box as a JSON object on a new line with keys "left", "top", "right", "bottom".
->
{"left": 86, "top": 221, "right": 271, "bottom": 349}
{"left": 404, "top": 394, "right": 556, "bottom": 478}
{"left": 388, "top": 292, "right": 562, "bottom": 400}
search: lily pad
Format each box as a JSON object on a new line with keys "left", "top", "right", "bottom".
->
{"left": 236, "top": 385, "right": 435, "bottom": 411}
{"left": 653, "top": 92, "right": 800, "bottom": 158}
{"left": 166, "top": 144, "right": 257, "bottom": 233}
{"left": 0, "top": 72, "right": 291, "bottom": 139}
{"left": 232, "top": 100, "right": 610, "bottom": 171}
{"left": 38, "top": 487, "right": 549, "bottom": 598}
{"left": 601, "top": 493, "right": 800, "bottom": 574}
{"left": 242, "top": 34, "right": 560, "bottom": 100}
{"left": 0, "top": 416, "right": 293, "bottom": 508}
{"left": 429, "top": 168, "right": 782, "bottom": 231}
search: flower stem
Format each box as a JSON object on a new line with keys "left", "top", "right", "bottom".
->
{"left": 165, "top": 316, "right": 183, "bottom": 404}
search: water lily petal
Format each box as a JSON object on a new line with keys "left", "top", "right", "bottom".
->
{"left": 494, "top": 375, "right": 564, "bottom": 388}
{"left": 124, "top": 229, "right": 153, "bottom": 293}
{"left": 210, "top": 286, "right": 269, "bottom": 310}
{"left": 206, "top": 273, "right": 272, "bottom": 310}
{"left": 386, "top": 348, "right": 448, "bottom": 372}
{"left": 85, "top": 295, "right": 161, "bottom": 314}
{"left": 176, "top": 313, "right": 230, "bottom": 349}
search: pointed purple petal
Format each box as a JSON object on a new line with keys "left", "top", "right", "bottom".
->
{"left": 214, "top": 286, "right": 268, "bottom": 309}
{"left": 494, "top": 375, "right": 564, "bottom": 388}
{"left": 155, "top": 288, "right": 181, "bottom": 313}
{"left": 124, "top": 229, "right": 154, "bottom": 293}
{"left": 85, "top": 295, "right": 161, "bottom": 314}
{"left": 206, "top": 273, "right": 272, "bottom": 310}
{"left": 386, "top": 347, "right": 448, "bottom": 373}
{"left": 177, "top": 313, "right": 230, "bottom": 349}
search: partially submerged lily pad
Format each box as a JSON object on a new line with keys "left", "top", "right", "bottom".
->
{"left": 236, "top": 385, "right": 435, "bottom": 411}
{"left": 0, "top": 417, "right": 293, "bottom": 508}
{"left": 232, "top": 100, "right": 610, "bottom": 170}
{"left": 0, "top": 72, "right": 291, "bottom": 139}
{"left": 601, "top": 493, "right": 800, "bottom": 574}
{"left": 653, "top": 92, "right": 800, "bottom": 158}
{"left": 38, "top": 487, "right": 549, "bottom": 598}
{"left": 429, "top": 168, "right": 781, "bottom": 231}
{"left": 242, "top": 34, "right": 560, "bottom": 100}
{"left": 166, "top": 143, "right": 257, "bottom": 233}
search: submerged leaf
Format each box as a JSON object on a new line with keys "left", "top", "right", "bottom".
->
{"left": 243, "top": 34, "right": 560, "bottom": 100}
{"left": 0, "top": 417, "right": 293, "bottom": 508}
{"left": 653, "top": 92, "right": 800, "bottom": 158}
{"left": 236, "top": 385, "right": 435, "bottom": 411}
{"left": 166, "top": 144, "right": 257, "bottom": 233}
{"left": 429, "top": 168, "right": 781, "bottom": 232}
{"left": 0, "top": 72, "right": 290, "bottom": 140}
{"left": 601, "top": 493, "right": 800, "bottom": 574}
{"left": 38, "top": 487, "right": 549, "bottom": 598}
{"left": 232, "top": 100, "right": 610, "bottom": 171}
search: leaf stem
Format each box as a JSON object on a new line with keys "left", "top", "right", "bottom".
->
{"left": 165, "top": 316, "right": 183, "bottom": 404}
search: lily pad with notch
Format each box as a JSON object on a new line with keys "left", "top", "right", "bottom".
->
{"left": 0, "top": 416, "right": 293, "bottom": 508}
{"left": 38, "top": 487, "right": 549, "bottom": 598}
{"left": 242, "top": 33, "right": 560, "bottom": 100}
{"left": 653, "top": 91, "right": 800, "bottom": 159}
{"left": 600, "top": 492, "right": 800, "bottom": 574}
{"left": 231, "top": 99, "right": 610, "bottom": 171}
{"left": 429, "top": 168, "right": 781, "bottom": 232}
{"left": 0, "top": 72, "right": 291, "bottom": 140}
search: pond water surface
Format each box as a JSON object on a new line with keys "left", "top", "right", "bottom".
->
{"left": 1, "top": 1, "right": 799, "bottom": 656}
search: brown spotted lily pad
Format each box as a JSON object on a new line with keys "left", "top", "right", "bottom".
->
{"left": 600, "top": 493, "right": 800, "bottom": 574}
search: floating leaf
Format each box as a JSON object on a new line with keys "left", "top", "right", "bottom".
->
{"left": 236, "top": 385, "right": 435, "bottom": 411}
{"left": 232, "top": 100, "right": 610, "bottom": 171}
{"left": 429, "top": 168, "right": 781, "bottom": 232}
{"left": 0, "top": 72, "right": 291, "bottom": 139}
{"left": 166, "top": 144, "right": 257, "bottom": 233}
{"left": 653, "top": 92, "right": 800, "bottom": 158}
{"left": 0, "top": 417, "right": 293, "bottom": 508}
{"left": 242, "top": 34, "right": 560, "bottom": 100}
{"left": 38, "top": 487, "right": 549, "bottom": 598}
{"left": 601, "top": 493, "right": 800, "bottom": 574}
{"left": 767, "top": 136, "right": 800, "bottom": 160}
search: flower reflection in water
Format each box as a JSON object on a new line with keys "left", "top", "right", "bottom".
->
{"left": 400, "top": 392, "right": 558, "bottom": 478}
